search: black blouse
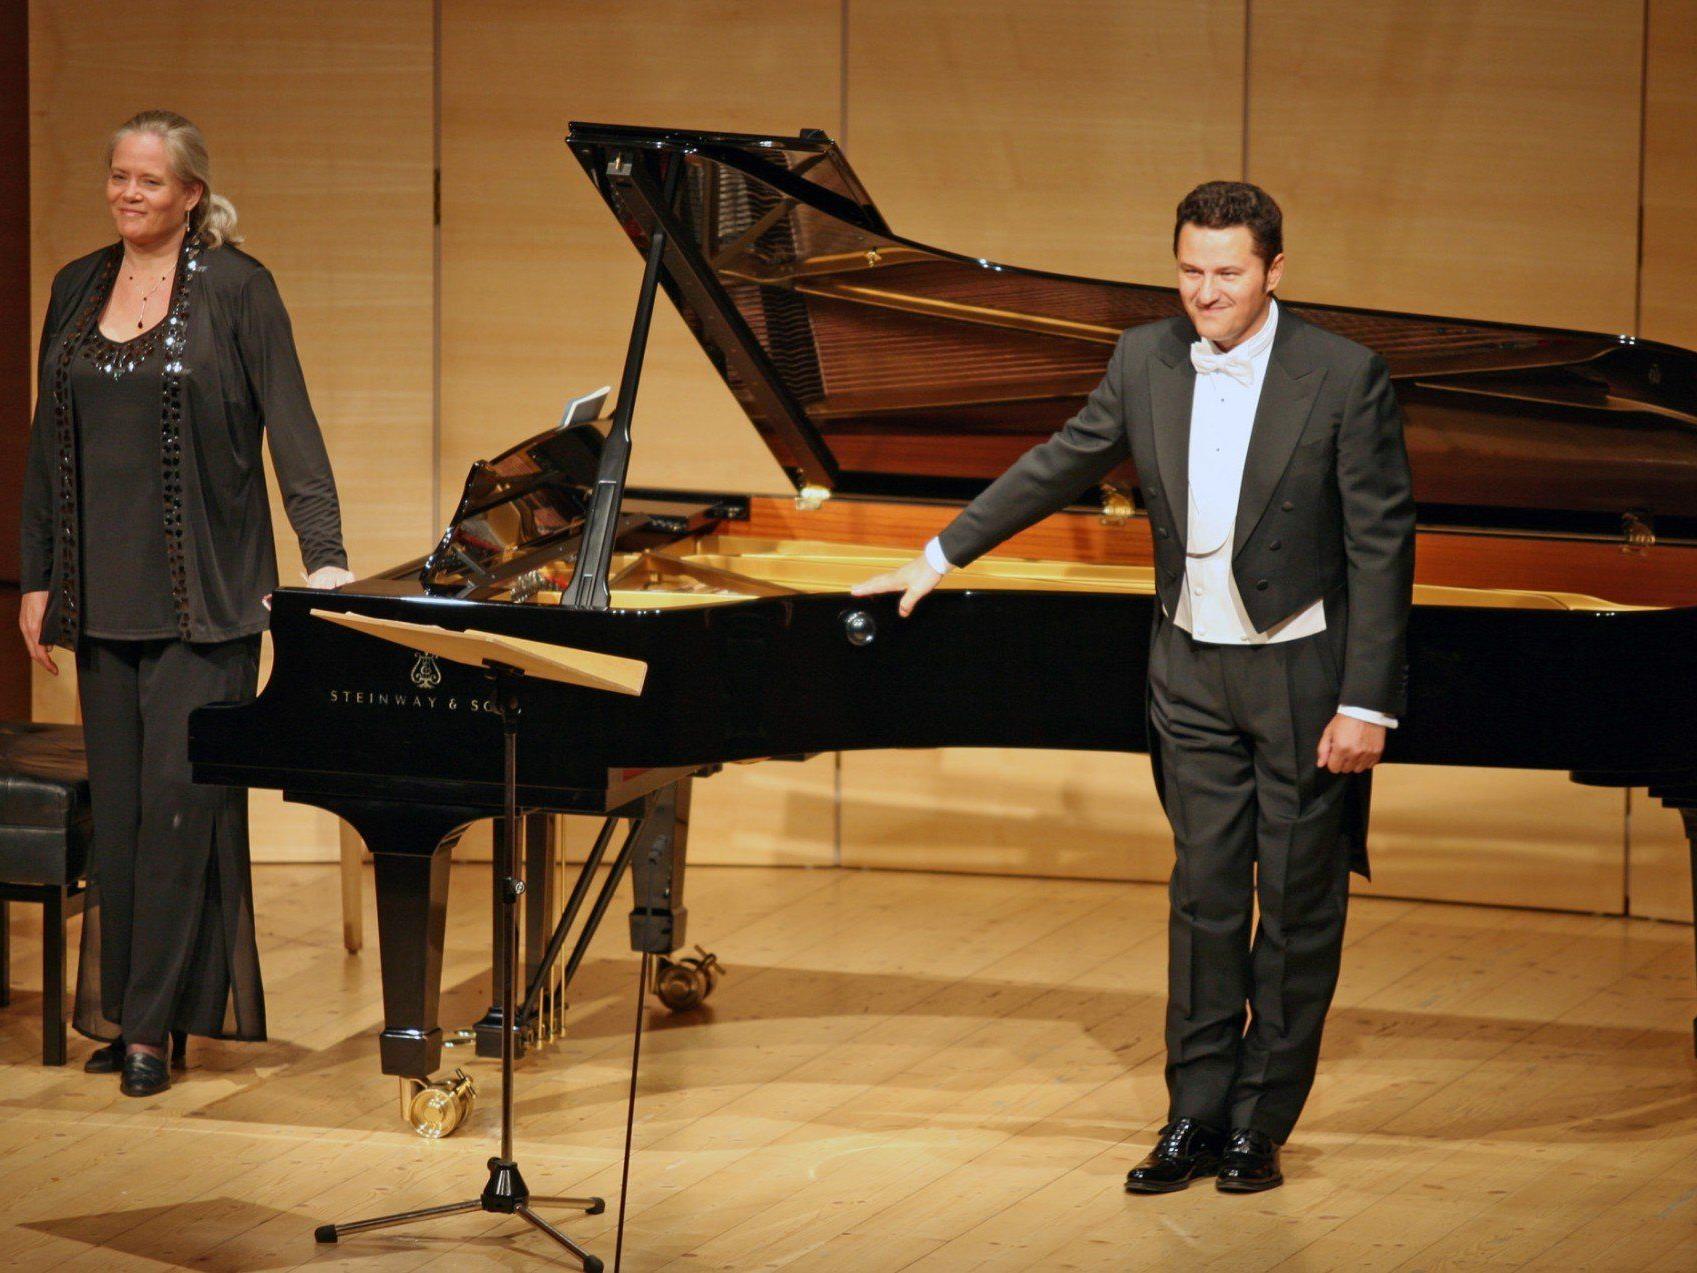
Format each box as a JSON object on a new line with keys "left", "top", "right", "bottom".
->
{"left": 70, "top": 324, "right": 178, "bottom": 638}
{"left": 21, "top": 236, "right": 347, "bottom": 645}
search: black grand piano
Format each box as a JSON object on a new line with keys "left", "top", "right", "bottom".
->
{"left": 190, "top": 124, "right": 1697, "bottom": 1088}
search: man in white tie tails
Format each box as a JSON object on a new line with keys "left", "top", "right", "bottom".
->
{"left": 853, "top": 182, "right": 1415, "bottom": 1192}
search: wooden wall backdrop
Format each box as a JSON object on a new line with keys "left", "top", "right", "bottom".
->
{"left": 0, "top": 0, "right": 31, "bottom": 722}
{"left": 436, "top": 0, "right": 814, "bottom": 517}
{"left": 1642, "top": 0, "right": 1697, "bottom": 348}
{"left": 27, "top": 2, "right": 1692, "bottom": 923}
{"left": 28, "top": 0, "right": 435, "bottom": 860}
{"left": 844, "top": 0, "right": 1247, "bottom": 281}
{"left": 1247, "top": 0, "right": 1644, "bottom": 333}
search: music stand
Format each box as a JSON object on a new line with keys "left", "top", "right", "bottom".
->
{"left": 308, "top": 610, "right": 648, "bottom": 1272}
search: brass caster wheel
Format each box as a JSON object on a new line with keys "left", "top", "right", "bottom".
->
{"left": 653, "top": 945, "right": 722, "bottom": 1012}
{"left": 399, "top": 1067, "right": 477, "bottom": 1138}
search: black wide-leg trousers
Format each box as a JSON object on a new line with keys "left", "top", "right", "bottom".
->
{"left": 1148, "top": 614, "right": 1354, "bottom": 1143}
{"left": 72, "top": 635, "right": 266, "bottom": 1047}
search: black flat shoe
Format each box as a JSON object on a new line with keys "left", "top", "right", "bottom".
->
{"left": 1215, "top": 1129, "right": 1283, "bottom": 1192}
{"left": 84, "top": 1039, "right": 124, "bottom": 1074}
{"left": 1125, "top": 1118, "right": 1226, "bottom": 1194}
{"left": 119, "top": 1050, "right": 171, "bottom": 1098}
{"left": 91, "top": 1030, "right": 186, "bottom": 1075}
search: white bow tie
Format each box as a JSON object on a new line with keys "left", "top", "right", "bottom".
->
{"left": 1190, "top": 342, "right": 1254, "bottom": 386}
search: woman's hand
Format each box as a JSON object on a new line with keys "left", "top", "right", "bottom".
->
{"left": 849, "top": 554, "right": 943, "bottom": 617}
{"left": 302, "top": 565, "right": 355, "bottom": 590}
{"left": 18, "top": 590, "right": 58, "bottom": 676}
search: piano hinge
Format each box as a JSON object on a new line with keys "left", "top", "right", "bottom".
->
{"left": 794, "top": 484, "right": 832, "bottom": 512}
{"left": 1098, "top": 482, "right": 1136, "bottom": 527}
{"left": 1622, "top": 510, "right": 1656, "bottom": 554}
{"left": 607, "top": 153, "right": 632, "bottom": 178}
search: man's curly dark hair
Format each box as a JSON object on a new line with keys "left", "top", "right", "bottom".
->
{"left": 1173, "top": 181, "right": 1283, "bottom": 271}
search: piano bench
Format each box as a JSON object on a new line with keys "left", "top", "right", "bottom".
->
{"left": 0, "top": 722, "right": 91, "bottom": 1066}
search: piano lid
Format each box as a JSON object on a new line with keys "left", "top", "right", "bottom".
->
{"left": 567, "top": 122, "right": 1697, "bottom": 541}
{"left": 420, "top": 414, "right": 732, "bottom": 600}
{"left": 420, "top": 418, "right": 610, "bottom": 598}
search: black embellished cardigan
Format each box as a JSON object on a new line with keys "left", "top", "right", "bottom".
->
{"left": 21, "top": 237, "right": 347, "bottom": 646}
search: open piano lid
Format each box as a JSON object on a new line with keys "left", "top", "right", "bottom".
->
{"left": 567, "top": 122, "right": 1697, "bottom": 542}
{"left": 419, "top": 415, "right": 720, "bottom": 598}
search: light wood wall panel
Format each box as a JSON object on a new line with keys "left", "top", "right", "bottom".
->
{"left": 437, "top": 0, "right": 835, "bottom": 517}
{"left": 837, "top": 753, "right": 1629, "bottom": 915}
{"left": 1628, "top": 791, "right": 1694, "bottom": 924}
{"left": 1640, "top": 0, "right": 1697, "bottom": 347}
{"left": 29, "top": 0, "right": 436, "bottom": 861}
{"left": 840, "top": 749, "right": 1172, "bottom": 880}
{"left": 556, "top": 755, "right": 837, "bottom": 868}
{"left": 1247, "top": 0, "right": 1643, "bottom": 332}
{"left": 1354, "top": 769, "right": 1626, "bottom": 913}
{"left": 454, "top": 753, "right": 836, "bottom": 868}
{"left": 846, "top": 0, "right": 1245, "bottom": 283}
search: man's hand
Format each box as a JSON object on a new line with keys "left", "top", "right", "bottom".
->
{"left": 850, "top": 555, "right": 943, "bottom": 617}
{"left": 1317, "top": 714, "right": 1385, "bottom": 774}
{"left": 303, "top": 565, "right": 356, "bottom": 590}
{"left": 18, "top": 589, "right": 57, "bottom": 676}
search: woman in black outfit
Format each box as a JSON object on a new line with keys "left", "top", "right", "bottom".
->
{"left": 18, "top": 110, "right": 352, "bottom": 1096}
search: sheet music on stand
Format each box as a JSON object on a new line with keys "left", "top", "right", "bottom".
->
{"left": 560, "top": 385, "right": 611, "bottom": 429}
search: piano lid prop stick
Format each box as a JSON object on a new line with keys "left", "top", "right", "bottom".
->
{"left": 310, "top": 609, "right": 648, "bottom": 696}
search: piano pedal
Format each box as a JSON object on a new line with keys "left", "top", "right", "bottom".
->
{"left": 652, "top": 946, "right": 722, "bottom": 1013}
{"left": 400, "top": 1068, "right": 477, "bottom": 1138}
{"left": 515, "top": 991, "right": 569, "bottom": 1050}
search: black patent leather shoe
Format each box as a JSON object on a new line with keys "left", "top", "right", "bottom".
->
{"left": 1215, "top": 1129, "right": 1283, "bottom": 1192}
{"left": 119, "top": 1050, "right": 171, "bottom": 1098}
{"left": 84, "top": 1038, "right": 125, "bottom": 1074}
{"left": 1124, "top": 1118, "right": 1226, "bottom": 1193}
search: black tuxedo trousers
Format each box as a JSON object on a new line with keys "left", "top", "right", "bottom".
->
{"left": 1149, "top": 612, "right": 1354, "bottom": 1142}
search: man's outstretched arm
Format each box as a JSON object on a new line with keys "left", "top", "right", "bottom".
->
{"left": 853, "top": 331, "right": 1136, "bottom": 614}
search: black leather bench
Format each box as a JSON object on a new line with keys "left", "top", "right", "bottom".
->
{"left": 0, "top": 722, "right": 90, "bottom": 1065}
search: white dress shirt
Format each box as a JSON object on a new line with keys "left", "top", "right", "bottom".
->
{"left": 924, "top": 297, "right": 1395, "bottom": 729}
{"left": 1174, "top": 300, "right": 1322, "bottom": 644}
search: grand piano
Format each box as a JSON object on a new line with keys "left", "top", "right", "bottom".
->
{"left": 190, "top": 123, "right": 1697, "bottom": 1091}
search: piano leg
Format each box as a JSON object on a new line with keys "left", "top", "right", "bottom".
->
{"left": 522, "top": 811, "right": 554, "bottom": 1037}
{"left": 1682, "top": 804, "right": 1697, "bottom": 1059}
{"left": 629, "top": 777, "right": 690, "bottom": 956}
{"left": 629, "top": 778, "right": 719, "bottom": 1013}
{"left": 290, "top": 795, "right": 481, "bottom": 1079}
{"left": 474, "top": 813, "right": 547, "bottom": 1060}
{"left": 338, "top": 821, "right": 365, "bottom": 954}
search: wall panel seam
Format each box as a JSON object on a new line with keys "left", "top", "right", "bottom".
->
{"left": 1241, "top": 0, "right": 1252, "bottom": 181}
{"left": 432, "top": 0, "right": 444, "bottom": 535}
{"left": 1633, "top": 0, "right": 1650, "bottom": 337}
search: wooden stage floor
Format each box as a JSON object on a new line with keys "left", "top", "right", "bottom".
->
{"left": 0, "top": 862, "right": 1694, "bottom": 1271}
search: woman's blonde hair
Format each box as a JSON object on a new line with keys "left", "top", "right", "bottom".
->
{"left": 105, "top": 110, "right": 243, "bottom": 248}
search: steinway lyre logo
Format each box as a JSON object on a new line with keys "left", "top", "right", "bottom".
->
{"left": 410, "top": 651, "right": 443, "bottom": 690}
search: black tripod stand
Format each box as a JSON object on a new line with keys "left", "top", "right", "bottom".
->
{"left": 315, "top": 663, "right": 606, "bottom": 1271}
